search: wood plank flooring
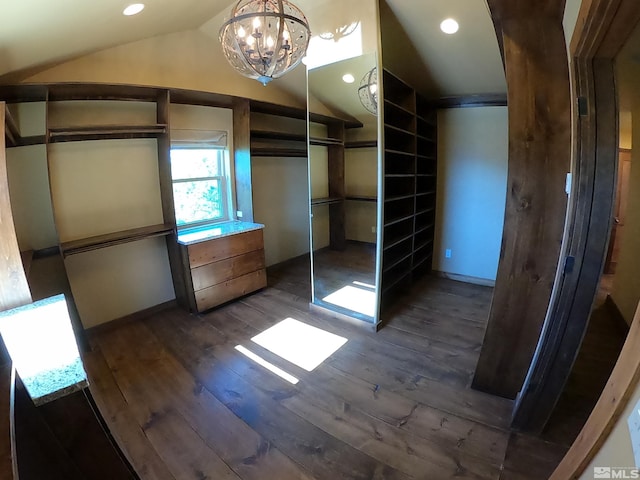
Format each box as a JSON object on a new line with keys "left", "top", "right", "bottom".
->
{"left": 84, "top": 253, "right": 575, "bottom": 480}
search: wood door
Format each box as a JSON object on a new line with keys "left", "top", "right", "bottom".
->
{"left": 605, "top": 149, "right": 632, "bottom": 273}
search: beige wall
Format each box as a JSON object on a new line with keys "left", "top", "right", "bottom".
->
{"left": 433, "top": 106, "right": 508, "bottom": 282}
{"left": 23, "top": 28, "right": 305, "bottom": 110}
{"left": 6, "top": 144, "right": 58, "bottom": 251}
{"left": 5, "top": 103, "right": 57, "bottom": 251}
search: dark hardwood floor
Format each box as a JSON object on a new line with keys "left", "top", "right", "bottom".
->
{"left": 84, "top": 253, "right": 578, "bottom": 480}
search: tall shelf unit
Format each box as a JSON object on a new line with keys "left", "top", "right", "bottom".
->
{"left": 380, "top": 69, "right": 438, "bottom": 305}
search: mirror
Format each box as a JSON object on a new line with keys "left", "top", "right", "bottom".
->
{"left": 307, "top": 12, "right": 381, "bottom": 325}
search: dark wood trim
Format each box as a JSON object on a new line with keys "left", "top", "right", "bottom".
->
{"left": 232, "top": 98, "right": 254, "bottom": 222}
{"left": 433, "top": 94, "right": 508, "bottom": 109}
{"left": 32, "top": 246, "right": 62, "bottom": 259}
{"left": 345, "top": 140, "right": 377, "bottom": 149}
{"left": 11, "top": 134, "right": 46, "bottom": 147}
{"left": 512, "top": 0, "right": 640, "bottom": 444}
{"left": 60, "top": 223, "right": 174, "bottom": 257}
{"left": 472, "top": 8, "right": 571, "bottom": 399}
{"left": 605, "top": 294, "right": 630, "bottom": 335}
{"left": 48, "top": 124, "right": 166, "bottom": 143}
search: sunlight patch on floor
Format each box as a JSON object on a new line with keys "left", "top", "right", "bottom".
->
{"left": 322, "top": 284, "right": 376, "bottom": 317}
{"left": 234, "top": 345, "right": 299, "bottom": 385}
{"left": 251, "top": 318, "right": 348, "bottom": 372}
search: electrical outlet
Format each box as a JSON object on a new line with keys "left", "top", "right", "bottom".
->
{"left": 371, "top": 226, "right": 376, "bottom": 233}
{"left": 236, "top": 210, "right": 243, "bottom": 218}
{"left": 445, "top": 249, "right": 452, "bottom": 259}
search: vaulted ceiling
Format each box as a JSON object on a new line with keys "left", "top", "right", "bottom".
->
{"left": 0, "top": 0, "right": 582, "bottom": 100}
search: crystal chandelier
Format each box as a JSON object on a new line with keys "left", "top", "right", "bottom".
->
{"left": 358, "top": 67, "right": 378, "bottom": 115}
{"left": 219, "top": 0, "right": 311, "bottom": 86}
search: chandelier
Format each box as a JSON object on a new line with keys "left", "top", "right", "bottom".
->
{"left": 219, "top": 0, "right": 311, "bottom": 86}
{"left": 358, "top": 67, "right": 378, "bottom": 115}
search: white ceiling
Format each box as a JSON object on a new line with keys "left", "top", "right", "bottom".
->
{"left": 0, "top": 0, "right": 505, "bottom": 99}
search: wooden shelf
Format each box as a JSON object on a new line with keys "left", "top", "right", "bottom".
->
{"left": 60, "top": 223, "right": 174, "bottom": 257}
{"left": 384, "top": 98, "right": 415, "bottom": 117}
{"left": 345, "top": 140, "right": 377, "bottom": 149}
{"left": 311, "top": 197, "right": 344, "bottom": 206}
{"left": 345, "top": 195, "right": 377, "bottom": 202}
{"left": 385, "top": 123, "right": 415, "bottom": 137}
{"left": 251, "top": 147, "right": 307, "bottom": 158}
{"left": 384, "top": 213, "right": 415, "bottom": 228}
{"left": 383, "top": 232, "right": 414, "bottom": 251}
{"left": 250, "top": 130, "right": 306, "bottom": 142}
{"left": 385, "top": 194, "right": 415, "bottom": 202}
{"left": 310, "top": 136, "right": 343, "bottom": 147}
{"left": 414, "top": 223, "right": 435, "bottom": 235}
{"left": 48, "top": 124, "right": 167, "bottom": 143}
{"left": 384, "top": 148, "right": 414, "bottom": 157}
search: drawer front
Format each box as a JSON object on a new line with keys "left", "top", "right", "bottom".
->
{"left": 191, "top": 249, "right": 265, "bottom": 292}
{"left": 188, "top": 229, "right": 264, "bottom": 268}
{"left": 195, "top": 269, "right": 267, "bottom": 311}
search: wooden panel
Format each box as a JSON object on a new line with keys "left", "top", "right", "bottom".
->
{"left": 191, "top": 249, "right": 265, "bottom": 292}
{"left": 0, "top": 102, "right": 32, "bottom": 311}
{"left": 472, "top": 13, "right": 571, "bottom": 399}
{"left": 233, "top": 98, "right": 253, "bottom": 222}
{"left": 194, "top": 269, "right": 266, "bottom": 311}
{"left": 187, "top": 229, "right": 264, "bottom": 269}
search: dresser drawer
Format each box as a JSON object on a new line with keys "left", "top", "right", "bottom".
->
{"left": 187, "top": 229, "right": 263, "bottom": 269}
{"left": 191, "top": 249, "right": 265, "bottom": 291}
{"left": 195, "top": 269, "right": 267, "bottom": 311}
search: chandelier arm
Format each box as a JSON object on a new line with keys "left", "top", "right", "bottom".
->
{"left": 263, "top": 0, "right": 285, "bottom": 78}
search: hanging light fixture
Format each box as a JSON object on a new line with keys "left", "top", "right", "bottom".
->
{"left": 219, "top": 0, "right": 311, "bottom": 86}
{"left": 358, "top": 67, "right": 378, "bottom": 115}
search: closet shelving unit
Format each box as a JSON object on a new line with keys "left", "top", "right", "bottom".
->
{"left": 380, "top": 69, "right": 438, "bottom": 303}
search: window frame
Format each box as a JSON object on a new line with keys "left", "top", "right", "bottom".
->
{"left": 170, "top": 145, "right": 232, "bottom": 230}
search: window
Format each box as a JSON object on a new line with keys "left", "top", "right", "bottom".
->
{"left": 170, "top": 147, "right": 231, "bottom": 227}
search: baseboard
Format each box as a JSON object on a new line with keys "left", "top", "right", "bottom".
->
{"left": 432, "top": 270, "right": 495, "bottom": 287}
{"left": 604, "top": 294, "right": 630, "bottom": 334}
{"left": 86, "top": 299, "right": 177, "bottom": 336}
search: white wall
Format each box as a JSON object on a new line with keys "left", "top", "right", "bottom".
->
{"left": 433, "top": 106, "right": 508, "bottom": 282}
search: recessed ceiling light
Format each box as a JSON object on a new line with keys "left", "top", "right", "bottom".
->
{"left": 342, "top": 73, "right": 355, "bottom": 84}
{"left": 123, "top": 3, "right": 145, "bottom": 16}
{"left": 440, "top": 18, "right": 459, "bottom": 34}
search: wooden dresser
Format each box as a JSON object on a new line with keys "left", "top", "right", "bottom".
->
{"left": 177, "top": 222, "right": 267, "bottom": 313}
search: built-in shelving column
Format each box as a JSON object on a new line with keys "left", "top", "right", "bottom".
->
{"left": 381, "top": 70, "right": 417, "bottom": 299}
{"left": 379, "top": 70, "right": 438, "bottom": 309}
{"left": 413, "top": 94, "right": 437, "bottom": 277}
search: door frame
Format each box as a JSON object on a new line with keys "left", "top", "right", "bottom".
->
{"left": 510, "top": 0, "right": 640, "bottom": 474}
